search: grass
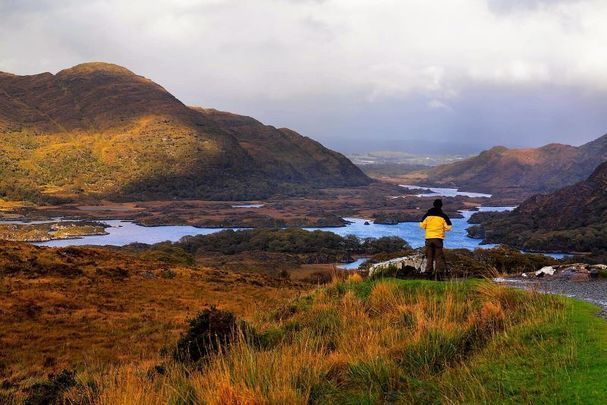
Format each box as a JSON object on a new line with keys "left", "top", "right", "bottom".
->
{"left": 47, "top": 278, "right": 607, "bottom": 404}
{"left": 0, "top": 241, "right": 307, "bottom": 402}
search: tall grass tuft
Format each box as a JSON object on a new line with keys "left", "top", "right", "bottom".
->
{"left": 71, "top": 279, "right": 575, "bottom": 403}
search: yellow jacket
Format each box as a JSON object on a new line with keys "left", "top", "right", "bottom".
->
{"left": 420, "top": 215, "right": 452, "bottom": 240}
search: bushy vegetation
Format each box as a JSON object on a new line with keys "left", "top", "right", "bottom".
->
{"left": 174, "top": 307, "right": 241, "bottom": 363}
{"left": 178, "top": 228, "right": 408, "bottom": 262}
{"left": 470, "top": 211, "right": 607, "bottom": 254}
{"left": 469, "top": 161, "right": 607, "bottom": 255}
{"left": 23, "top": 369, "right": 76, "bottom": 405}
{"left": 122, "top": 242, "right": 195, "bottom": 266}
{"left": 0, "top": 240, "right": 302, "bottom": 402}
{"left": 363, "top": 246, "right": 558, "bottom": 278}
{"left": 62, "top": 279, "right": 607, "bottom": 403}
{"left": 444, "top": 246, "right": 558, "bottom": 277}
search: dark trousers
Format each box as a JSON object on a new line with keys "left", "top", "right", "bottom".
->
{"left": 425, "top": 238, "right": 446, "bottom": 278}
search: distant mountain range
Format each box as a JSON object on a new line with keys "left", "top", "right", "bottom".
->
{"left": 403, "top": 135, "right": 607, "bottom": 197}
{"left": 0, "top": 62, "right": 369, "bottom": 202}
{"left": 470, "top": 161, "right": 607, "bottom": 253}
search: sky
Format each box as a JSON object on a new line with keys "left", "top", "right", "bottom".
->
{"left": 1, "top": 0, "right": 607, "bottom": 155}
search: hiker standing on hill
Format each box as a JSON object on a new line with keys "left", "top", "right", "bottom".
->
{"left": 420, "top": 199, "right": 452, "bottom": 279}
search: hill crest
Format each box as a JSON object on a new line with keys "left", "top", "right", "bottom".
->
{"left": 404, "top": 135, "right": 607, "bottom": 197}
{"left": 0, "top": 62, "right": 369, "bottom": 202}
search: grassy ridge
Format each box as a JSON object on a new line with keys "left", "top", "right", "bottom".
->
{"left": 0, "top": 64, "right": 370, "bottom": 203}
{"left": 57, "top": 279, "right": 607, "bottom": 404}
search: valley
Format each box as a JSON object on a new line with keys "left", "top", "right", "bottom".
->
{"left": 0, "top": 184, "right": 510, "bottom": 252}
{"left": 1, "top": 62, "right": 606, "bottom": 404}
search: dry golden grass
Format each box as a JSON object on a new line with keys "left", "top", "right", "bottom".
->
{"left": 0, "top": 241, "right": 308, "bottom": 401}
{"left": 62, "top": 279, "right": 565, "bottom": 404}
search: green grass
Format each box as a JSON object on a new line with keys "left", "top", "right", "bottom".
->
{"left": 327, "top": 279, "right": 607, "bottom": 403}
{"left": 52, "top": 278, "right": 607, "bottom": 404}
{"left": 440, "top": 298, "right": 607, "bottom": 403}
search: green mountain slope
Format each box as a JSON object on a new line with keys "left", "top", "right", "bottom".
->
{"left": 0, "top": 62, "right": 369, "bottom": 202}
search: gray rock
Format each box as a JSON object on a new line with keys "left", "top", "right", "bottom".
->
{"left": 369, "top": 254, "right": 427, "bottom": 278}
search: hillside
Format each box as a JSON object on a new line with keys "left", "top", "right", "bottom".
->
{"left": 7, "top": 274, "right": 605, "bottom": 403}
{"left": 0, "top": 62, "right": 369, "bottom": 202}
{"left": 470, "top": 161, "right": 607, "bottom": 253}
{"left": 404, "top": 137, "right": 607, "bottom": 197}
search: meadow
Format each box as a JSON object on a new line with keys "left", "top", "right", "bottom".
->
{"left": 32, "top": 277, "right": 606, "bottom": 404}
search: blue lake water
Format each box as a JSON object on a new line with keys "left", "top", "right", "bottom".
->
{"left": 399, "top": 185, "right": 492, "bottom": 198}
{"left": 337, "top": 257, "right": 369, "bottom": 270}
{"left": 306, "top": 210, "right": 503, "bottom": 251}
{"left": 0, "top": 186, "right": 568, "bottom": 259}
{"left": 35, "top": 220, "right": 229, "bottom": 247}
{"left": 29, "top": 207, "right": 509, "bottom": 249}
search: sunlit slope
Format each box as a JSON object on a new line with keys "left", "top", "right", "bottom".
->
{"left": 408, "top": 137, "right": 607, "bottom": 196}
{"left": 0, "top": 63, "right": 369, "bottom": 202}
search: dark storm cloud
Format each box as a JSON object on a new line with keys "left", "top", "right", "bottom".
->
{"left": 1, "top": 0, "right": 606, "bottom": 154}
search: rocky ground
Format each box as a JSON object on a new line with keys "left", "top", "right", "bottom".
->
{"left": 495, "top": 263, "right": 607, "bottom": 318}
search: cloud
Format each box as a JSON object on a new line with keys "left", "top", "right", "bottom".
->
{"left": 427, "top": 100, "right": 453, "bottom": 112}
{"left": 486, "top": 0, "right": 585, "bottom": 14}
{"left": 1, "top": 0, "right": 607, "bottom": 152}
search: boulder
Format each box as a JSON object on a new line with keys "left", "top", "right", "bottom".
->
{"left": 535, "top": 266, "right": 555, "bottom": 277}
{"left": 369, "top": 254, "right": 427, "bottom": 278}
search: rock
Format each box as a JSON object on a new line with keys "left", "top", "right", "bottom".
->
{"left": 369, "top": 254, "right": 427, "bottom": 278}
{"left": 364, "top": 221, "right": 370, "bottom": 225}
{"left": 570, "top": 273, "right": 590, "bottom": 282}
{"left": 535, "top": 266, "right": 555, "bottom": 277}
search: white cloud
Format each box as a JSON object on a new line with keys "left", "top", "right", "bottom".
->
{"left": 1, "top": 0, "right": 606, "bottom": 102}
{"left": 1, "top": 0, "right": 607, "bottom": 151}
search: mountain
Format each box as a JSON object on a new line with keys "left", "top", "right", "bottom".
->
{"left": 0, "top": 62, "right": 369, "bottom": 202}
{"left": 406, "top": 137, "right": 607, "bottom": 197}
{"left": 470, "top": 161, "right": 607, "bottom": 253}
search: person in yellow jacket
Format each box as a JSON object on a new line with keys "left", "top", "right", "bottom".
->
{"left": 420, "top": 199, "right": 452, "bottom": 278}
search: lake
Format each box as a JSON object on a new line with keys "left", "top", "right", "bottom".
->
{"left": 29, "top": 207, "right": 509, "bottom": 249}
{"left": 306, "top": 209, "right": 505, "bottom": 251}
{"left": 399, "top": 185, "right": 492, "bottom": 198}
{"left": 35, "top": 220, "right": 228, "bottom": 247}
{"left": 0, "top": 186, "right": 567, "bottom": 259}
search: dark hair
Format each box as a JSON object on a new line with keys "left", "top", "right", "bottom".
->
{"left": 433, "top": 199, "right": 443, "bottom": 208}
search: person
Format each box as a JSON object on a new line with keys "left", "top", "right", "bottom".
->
{"left": 420, "top": 199, "right": 452, "bottom": 279}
